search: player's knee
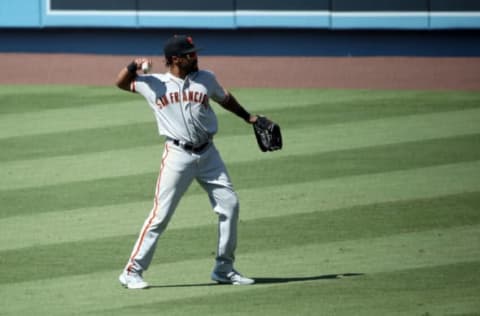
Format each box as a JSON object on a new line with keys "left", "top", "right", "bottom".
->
{"left": 227, "top": 192, "right": 240, "bottom": 213}
{"left": 215, "top": 192, "right": 239, "bottom": 217}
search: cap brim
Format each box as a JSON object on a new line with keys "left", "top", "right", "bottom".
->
{"left": 180, "top": 47, "right": 201, "bottom": 55}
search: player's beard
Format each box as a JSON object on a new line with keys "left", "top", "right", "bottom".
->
{"left": 185, "top": 59, "right": 199, "bottom": 74}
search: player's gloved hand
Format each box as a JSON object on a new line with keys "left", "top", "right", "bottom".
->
{"left": 253, "top": 115, "right": 283, "bottom": 152}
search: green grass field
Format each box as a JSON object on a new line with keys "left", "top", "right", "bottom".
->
{"left": 1, "top": 85, "right": 479, "bottom": 316}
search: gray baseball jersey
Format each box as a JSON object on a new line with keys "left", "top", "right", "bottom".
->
{"left": 132, "top": 70, "right": 227, "bottom": 146}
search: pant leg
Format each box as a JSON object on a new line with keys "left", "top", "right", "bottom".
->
{"left": 126, "top": 144, "right": 195, "bottom": 273}
{"left": 196, "top": 144, "right": 239, "bottom": 274}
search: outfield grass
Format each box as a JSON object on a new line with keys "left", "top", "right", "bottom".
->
{"left": 1, "top": 86, "right": 479, "bottom": 315}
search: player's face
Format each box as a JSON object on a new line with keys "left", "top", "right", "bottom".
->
{"left": 178, "top": 52, "right": 198, "bottom": 73}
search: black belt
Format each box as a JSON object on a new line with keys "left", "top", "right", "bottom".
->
{"left": 172, "top": 139, "right": 210, "bottom": 153}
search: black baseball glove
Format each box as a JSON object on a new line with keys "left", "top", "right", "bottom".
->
{"left": 253, "top": 116, "right": 283, "bottom": 152}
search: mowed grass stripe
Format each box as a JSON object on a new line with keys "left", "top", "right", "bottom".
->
{"left": 1, "top": 86, "right": 479, "bottom": 116}
{"left": 3, "top": 88, "right": 480, "bottom": 162}
{"left": 2, "top": 158, "right": 480, "bottom": 251}
{"left": 3, "top": 100, "right": 480, "bottom": 188}
{"left": 1, "top": 135, "right": 480, "bottom": 218}
{"left": 222, "top": 89, "right": 480, "bottom": 132}
{"left": 2, "top": 89, "right": 480, "bottom": 160}
{"left": 0, "top": 86, "right": 289, "bottom": 116}
{"left": 0, "top": 99, "right": 151, "bottom": 139}
{"left": 1, "top": 225, "right": 479, "bottom": 316}
{"left": 2, "top": 88, "right": 479, "bottom": 140}
{"left": 0, "top": 122, "right": 158, "bottom": 162}
{"left": 0, "top": 88, "right": 285, "bottom": 139}
{"left": 0, "top": 85, "right": 137, "bottom": 115}
{"left": 1, "top": 191, "right": 479, "bottom": 285}
{"left": 2, "top": 106, "right": 480, "bottom": 189}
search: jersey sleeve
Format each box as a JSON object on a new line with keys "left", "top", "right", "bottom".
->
{"left": 131, "top": 75, "right": 151, "bottom": 96}
{"left": 204, "top": 71, "right": 228, "bottom": 103}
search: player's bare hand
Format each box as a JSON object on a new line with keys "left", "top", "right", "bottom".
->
{"left": 133, "top": 58, "right": 153, "bottom": 70}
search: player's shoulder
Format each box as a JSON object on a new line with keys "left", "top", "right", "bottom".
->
{"left": 196, "top": 69, "right": 217, "bottom": 78}
{"left": 193, "top": 70, "right": 219, "bottom": 83}
{"left": 133, "top": 74, "right": 169, "bottom": 93}
{"left": 136, "top": 73, "right": 170, "bottom": 83}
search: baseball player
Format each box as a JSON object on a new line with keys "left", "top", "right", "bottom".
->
{"left": 116, "top": 35, "right": 258, "bottom": 289}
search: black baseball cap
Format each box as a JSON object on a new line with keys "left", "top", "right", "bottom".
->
{"left": 163, "top": 35, "right": 200, "bottom": 57}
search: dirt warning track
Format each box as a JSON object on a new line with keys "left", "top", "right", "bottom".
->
{"left": 1, "top": 53, "right": 479, "bottom": 90}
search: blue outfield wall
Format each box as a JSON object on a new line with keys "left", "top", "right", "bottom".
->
{"left": 0, "top": 0, "right": 480, "bottom": 29}
{"left": 1, "top": 28, "right": 479, "bottom": 57}
{"left": 1, "top": 1, "right": 479, "bottom": 57}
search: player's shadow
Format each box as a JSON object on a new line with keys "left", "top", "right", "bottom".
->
{"left": 252, "top": 273, "right": 364, "bottom": 284}
{"left": 149, "top": 273, "right": 363, "bottom": 288}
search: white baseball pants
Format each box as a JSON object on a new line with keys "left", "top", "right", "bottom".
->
{"left": 125, "top": 141, "right": 239, "bottom": 275}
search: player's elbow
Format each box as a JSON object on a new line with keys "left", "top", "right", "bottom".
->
{"left": 115, "top": 78, "right": 130, "bottom": 91}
